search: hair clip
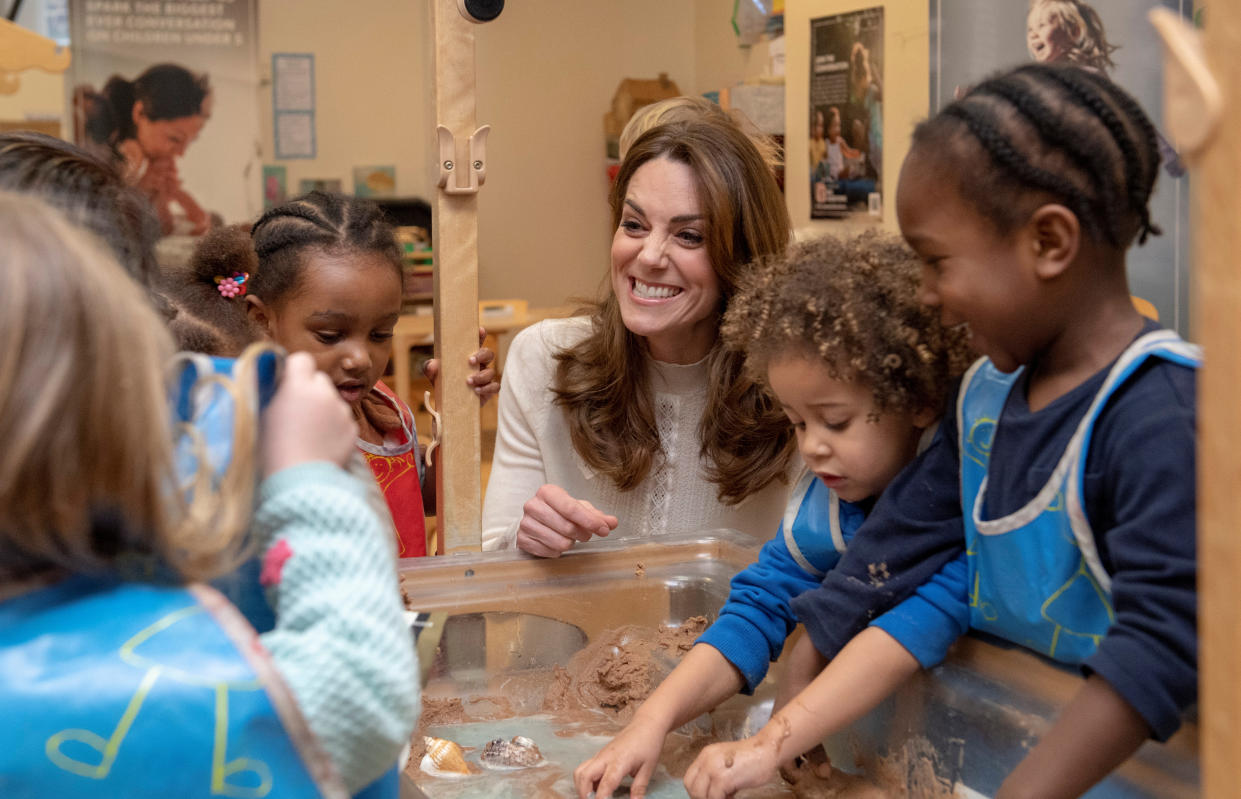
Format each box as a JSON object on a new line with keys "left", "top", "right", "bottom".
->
{"left": 215, "top": 272, "right": 249, "bottom": 298}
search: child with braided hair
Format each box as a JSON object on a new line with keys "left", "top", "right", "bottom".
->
{"left": 176, "top": 192, "right": 499, "bottom": 557}
{"left": 682, "top": 62, "right": 1199, "bottom": 799}
{"left": 574, "top": 231, "right": 974, "bottom": 799}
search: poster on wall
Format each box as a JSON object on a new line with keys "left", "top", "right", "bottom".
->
{"left": 929, "top": 0, "right": 1192, "bottom": 334}
{"left": 809, "top": 6, "right": 883, "bottom": 220}
{"left": 67, "top": 0, "right": 260, "bottom": 236}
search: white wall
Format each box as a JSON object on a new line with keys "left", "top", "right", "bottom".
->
{"left": 472, "top": 1, "right": 697, "bottom": 307}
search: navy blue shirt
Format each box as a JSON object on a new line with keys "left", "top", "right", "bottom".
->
{"left": 791, "top": 322, "right": 1198, "bottom": 740}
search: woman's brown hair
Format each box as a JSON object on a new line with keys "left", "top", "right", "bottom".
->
{"left": 553, "top": 118, "right": 794, "bottom": 503}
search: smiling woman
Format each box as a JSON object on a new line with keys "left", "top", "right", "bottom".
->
{"left": 481, "top": 116, "right": 797, "bottom": 555}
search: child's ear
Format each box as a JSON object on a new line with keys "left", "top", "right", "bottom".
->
{"left": 245, "top": 295, "right": 275, "bottom": 337}
{"left": 1026, "top": 203, "right": 1080, "bottom": 280}
{"left": 912, "top": 406, "right": 938, "bottom": 430}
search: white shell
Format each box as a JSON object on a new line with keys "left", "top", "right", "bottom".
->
{"left": 479, "top": 735, "right": 544, "bottom": 770}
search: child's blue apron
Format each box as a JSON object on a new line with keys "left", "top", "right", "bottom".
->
{"left": 958, "top": 330, "right": 1201, "bottom": 663}
{"left": 781, "top": 469, "right": 866, "bottom": 578}
{"left": 0, "top": 576, "right": 344, "bottom": 798}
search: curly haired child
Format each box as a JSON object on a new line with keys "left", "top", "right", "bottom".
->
{"left": 683, "top": 62, "right": 1200, "bottom": 799}
{"left": 574, "top": 230, "right": 974, "bottom": 799}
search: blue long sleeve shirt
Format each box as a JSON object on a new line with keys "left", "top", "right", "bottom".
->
{"left": 697, "top": 473, "right": 968, "bottom": 692}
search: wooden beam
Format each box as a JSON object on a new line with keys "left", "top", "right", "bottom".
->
{"left": 1195, "top": 6, "right": 1241, "bottom": 797}
{"left": 430, "top": 0, "right": 485, "bottom": 552}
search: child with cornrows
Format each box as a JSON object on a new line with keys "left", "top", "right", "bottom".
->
{"left": 175, "top": 191, "right": 498, "bottom": 557}
{"left": 682, "top": 62, "right": 1199, "bottom": 799}
{"left": 575, "top": 231, "right": 974, "bottom": 799}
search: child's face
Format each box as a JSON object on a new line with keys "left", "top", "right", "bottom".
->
{"left": 252, "top": 249, "right": 402, "bottom": 408}
{"left": 768, "top": 354, "right": 926, "bottom": 504}
{"left": 827, "top": 112, "right": 842, "bottom": 142}
{"left": 611, "top": 156, "right": 722, "bottom": 364}
{"left": 896, "top": 153, "right": 1042, "bottom": 374}
{"left": 1027, "top": 7, "right": 1070, "bottom": 63}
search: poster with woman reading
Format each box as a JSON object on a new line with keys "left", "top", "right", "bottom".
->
{"left": 67, "top": 0, "right": 259, "bottom": 236}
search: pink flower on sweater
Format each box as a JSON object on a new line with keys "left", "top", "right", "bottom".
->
{"left": 260, "top": 539, "right": 294, "bottom": 586}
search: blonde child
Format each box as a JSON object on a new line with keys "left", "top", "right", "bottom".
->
{"left": 574, "top": 231, "right": 973, "bottom": 799}
{"left": 182, "top": 192, "right": 498, "bottom": 557}
{"left": 683, "top": 63, "right": 1199, "bottom": 799}
{"left": 1026, "top": 0, "right": 1117, "bottom": 74}
{"left": 0, "top": 193, "right": 416, "bottom": 795}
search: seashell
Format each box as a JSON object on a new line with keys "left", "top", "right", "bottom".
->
{"left": 479, "top": 735, "right": 544, "bottom": 769}
{"left": 421, "top": 736, "right": 472, "bottom": 777}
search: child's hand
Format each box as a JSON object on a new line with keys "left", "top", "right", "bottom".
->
{"left": 574, "top": 715, "right": 667, "bottom": 798}
{"left": 517, "top": 484, "right": 619, "bottom": 558}
{"left": 421, "top": 326, "right": 500, "bottom": 406}
{"left": 261, "top": 352, "right": 358, "bottom": 478}
{"left": 683, "top": 735, "right": 780, "bottom": 799}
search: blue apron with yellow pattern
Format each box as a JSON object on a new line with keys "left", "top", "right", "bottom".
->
{"left": 170, "top": 352, "right": 400, "bottom": 799}
{"left": 958, "top": 330, "right": 1201, "bottom": 663}
{"left": 0, "top": 576, "right": 350, "bottom": 798}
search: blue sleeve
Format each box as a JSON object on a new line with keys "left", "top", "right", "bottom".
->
{"left": 791, "top": 413, "right": 966, "bottom": 661}
{"left": 1083, "top": 361, "right": 1197, "bottom": 741}
{"left": 697, "top": 530, "right": 824, "bottom": 693}
{"left": 870, "top": 551, "right": 969, "bottom": 668}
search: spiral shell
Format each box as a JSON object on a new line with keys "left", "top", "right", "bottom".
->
{"left": 421, "top": 736, "right": 472, "bottom": 777}
{"left": 479, "top": 735, "right": 543, "bottom": 769}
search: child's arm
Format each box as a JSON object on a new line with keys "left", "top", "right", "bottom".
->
{"left": 255, "top": 354, "right": 418, "bottom": 792}
{"left": 682, "top": 551, "right": 970, "bottom": 797}
{"left": 683, "top": 627, "right": 919, "bottom": 799}
{"left": 996, "top": 675, "right": 1149, "bottom": 799}
{"left": 789, "top": 418, "right": 966, "bottom": 662}
{"left": 576, "top": 520, "right": 826, "bottom": 798}
{"left": 575, "top": 644, "right": 746, "bottom": 799}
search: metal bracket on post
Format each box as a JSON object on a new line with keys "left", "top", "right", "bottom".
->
{"left": 436, "top": 124, "right": 490, "bottom": 195}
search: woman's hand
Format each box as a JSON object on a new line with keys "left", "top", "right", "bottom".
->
{"left": 261, "top": 352, "right": 358, "bottom": 478}
{"left": 574, "top": 714, "right": 669, "bottom": 799}
{"left": 516, "top": 484, "right": 619, "bottom": 557}
{"left": 422, "top": 327, "right": 500, "bottom": 406}
{"left": 683, "top": 733, "right": 782, "bottom": 799}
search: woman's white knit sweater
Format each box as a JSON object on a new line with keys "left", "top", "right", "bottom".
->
{"left": 481, "top": 317, "right": 792, "bottom": 551}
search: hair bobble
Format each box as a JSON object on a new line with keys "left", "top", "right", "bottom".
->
{"left": 215, "top": 272, "right": 249, "bottom": 298}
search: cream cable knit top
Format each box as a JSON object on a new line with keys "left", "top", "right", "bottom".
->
{"left": 481, "top": 317, "right": 793, "bottom": 551}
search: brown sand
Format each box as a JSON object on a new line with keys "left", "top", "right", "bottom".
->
{"left": 539, "top": 616, "right": 709, "bottom": 724}
{"left": 406, "top": 619, "right": 953, "bottom": 797}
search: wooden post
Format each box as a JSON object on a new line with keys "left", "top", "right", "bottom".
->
{"left": 429, "top": 0, "right": 487, "bottom": 552}
{"left": 1195, "top": 8, "right": 1241, "bottom": 797}
{"left": 1156, "top": 5, "right": 1241, "bottom": 796}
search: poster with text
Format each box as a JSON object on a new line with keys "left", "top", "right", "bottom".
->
{"left": 809, "top": 6, "right": 883, "bottom": 220}
{"left": 68, "top": 0, "right": 260, "bottom": 236}
{"left": 929, "top": 0, "right": 1192, "bottom": 334}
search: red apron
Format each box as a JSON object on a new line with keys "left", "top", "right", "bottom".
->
{"left": 357, "top": 381, "right": 428, "bottom": 558}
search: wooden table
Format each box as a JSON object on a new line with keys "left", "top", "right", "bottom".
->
{"left": 390, "top": 302, "right": 576, "bottom": 409}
